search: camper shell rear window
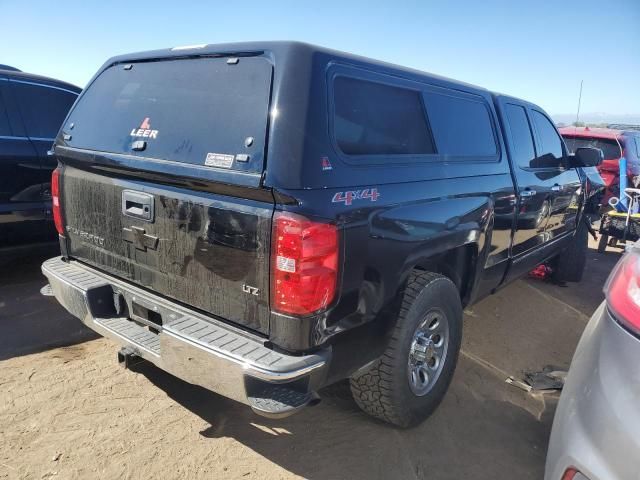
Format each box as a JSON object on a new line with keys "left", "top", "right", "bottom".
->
{"left": 63, "top": 56, "right": 272, "bottom": 173}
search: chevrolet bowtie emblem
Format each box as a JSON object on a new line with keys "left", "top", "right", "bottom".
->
{"left": 123, "top": 226, "right": 159, "bottom": 251}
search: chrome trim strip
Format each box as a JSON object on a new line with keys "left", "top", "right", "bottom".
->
{"left": 10, "top": 78, "right": 78, "bottom": 95}
{"left": 0, "top": 135, "right": 29, "bottom": 140}
{"left": 0, "top": 135, "right": 55, "bottom": 141}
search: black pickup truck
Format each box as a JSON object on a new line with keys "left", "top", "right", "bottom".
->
{"left": 41, "top": 42, "right": 601, "bottom": 427}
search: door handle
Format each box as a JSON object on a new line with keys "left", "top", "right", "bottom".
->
{"left": 122, "top": 190, "right": 154, "bottom": 222}
{"left": 520, "top": 189, "right": 536, "bottom": 197}
{"left": 551, "top": 185, "right": 562, "bottom": 192}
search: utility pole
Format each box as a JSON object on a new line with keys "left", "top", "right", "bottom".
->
{"left": 575, "top": 80, "right": 583, "bottom": 125}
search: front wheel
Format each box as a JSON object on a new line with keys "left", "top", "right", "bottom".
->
{"left": 350, "top": 271, "right": 462, "bottom": 428}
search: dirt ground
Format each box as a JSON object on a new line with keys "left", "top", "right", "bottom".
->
{"left": 0, "top": 239, "right": 622, "bottom": 480}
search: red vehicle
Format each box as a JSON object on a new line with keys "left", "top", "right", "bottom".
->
{"left": 560, "top": 126, "right": 640, "bottom": 207}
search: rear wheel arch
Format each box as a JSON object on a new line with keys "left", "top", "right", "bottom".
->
{"left": 406, "top": 243, "right": 478, "bottom": 305}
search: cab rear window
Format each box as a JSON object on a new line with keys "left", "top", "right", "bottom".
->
{"left": 63, "top": 57, "right": 272, "bottom": 172}
{"left": 563, "top": 136, "right": 622, "bottom": 160}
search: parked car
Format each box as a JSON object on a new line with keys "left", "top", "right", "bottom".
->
{"left": 560, "top": 126, "right": 640, "bottom": 207}
{"left": 0, "top": 66, "right": 80, "bottom": 254}
{"left": 545, "top": 241, "right": 640, "bottom": 480}
{"left": 41, "top": 42, "right": 601, "bottom": 427}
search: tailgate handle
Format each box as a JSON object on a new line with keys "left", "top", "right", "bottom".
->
{"left": 122, "top": 190, "right": 154, "bottom": 222}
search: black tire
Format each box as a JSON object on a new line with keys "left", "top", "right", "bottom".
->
{"left": 349, "top": 271, "right": 462, "bottom": 428}
{"left": 597, "top": 233, "right": 608, "bottom": 253}
{"left": 552, "top": 219, "right": 588, "bottom": 282}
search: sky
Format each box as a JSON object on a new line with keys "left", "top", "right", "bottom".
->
{"left": 2, "top": 0, "right": 639, "bottom": 121}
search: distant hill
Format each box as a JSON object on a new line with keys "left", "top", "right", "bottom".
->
{"left": 552, "top": 112, "right": 640, "bottom": 126}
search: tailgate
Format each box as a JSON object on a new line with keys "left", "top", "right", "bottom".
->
{"left": 56, "top": 55, "right": 274, "bottom": 334}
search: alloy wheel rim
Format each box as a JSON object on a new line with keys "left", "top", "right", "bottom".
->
{"left": 407, "top": 309, "right": 449, "bottom": 396}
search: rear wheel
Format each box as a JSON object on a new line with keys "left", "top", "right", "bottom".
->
{"left": 551, "top": 219, "right": 588, "bottom": 282}
{"left": 349, "top": 271, "right": 462, "bottom": 428}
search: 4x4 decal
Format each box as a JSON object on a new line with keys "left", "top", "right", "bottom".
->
{"left": 332, "top": 188, "right": 380, "bottom": 206}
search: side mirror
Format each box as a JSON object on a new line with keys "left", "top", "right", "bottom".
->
{"left": 569, "top": 147, "right": 603, "bottom": 168}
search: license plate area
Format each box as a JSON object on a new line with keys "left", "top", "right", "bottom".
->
{"left": 86, "top": 284, "right": 177, "bottom": 339}
{"left": 130, "top": 301, "right": 163, "bottom": 334}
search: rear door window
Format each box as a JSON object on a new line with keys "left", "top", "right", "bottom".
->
{"left": 504, "top": 104, "right": 536, "bottom": 169}
{"left": 64, "top": 57, "right": 272, "bottom": 173}
{"left": 333, "top": 76, "right": 435, "bottom": 156}
{"left": 12, "top": 81, "right": 76, "bottom": 139}
{"left": 423, "top": 90, "right": 497, "bottom": 157}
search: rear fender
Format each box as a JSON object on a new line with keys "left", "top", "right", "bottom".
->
{"left": 370, "top": 195, "right": 493, "bottom": 308}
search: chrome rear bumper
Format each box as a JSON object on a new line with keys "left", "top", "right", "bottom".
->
{"left": 42, "top": 257, "right": 329, "bottom": 416}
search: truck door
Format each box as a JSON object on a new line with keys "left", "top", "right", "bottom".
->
{"left": 528, "top": 109, "right": 581, "bottom": 241}
{"left": 500, "top": 101, "right": 554, "bottom": 258}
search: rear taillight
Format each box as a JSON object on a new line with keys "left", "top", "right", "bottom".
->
{"left": 51, "top": 168, "right": 64, "bottom": 236}
{"left": 605, "top": 249, "right": 640, "bottom": 334}
{"left": 271, "top": 212, "right": 339, "bottom": 316}
{"left": 561, "top": 468, "right": 590, "bottom": 480}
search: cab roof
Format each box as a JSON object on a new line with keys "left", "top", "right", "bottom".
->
{"left": 0, "top": 67, "right": 81, "bottom": 93}
{"left": 100, "top": 40, "right": 488, "bottom": 94}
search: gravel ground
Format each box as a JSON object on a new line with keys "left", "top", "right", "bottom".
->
{"left": 0, "top": 240, "right": 621, "bottom": 479}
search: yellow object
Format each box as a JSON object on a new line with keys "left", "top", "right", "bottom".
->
{"left": 606, "top": 211, "right": 640, "bottom": 219}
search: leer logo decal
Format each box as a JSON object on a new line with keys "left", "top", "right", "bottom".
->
{"left": 130, "top": 117, "right": 159, "bottom": 139}
{"left": 332, "top": 188, "right": 380, "bottom": 206}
